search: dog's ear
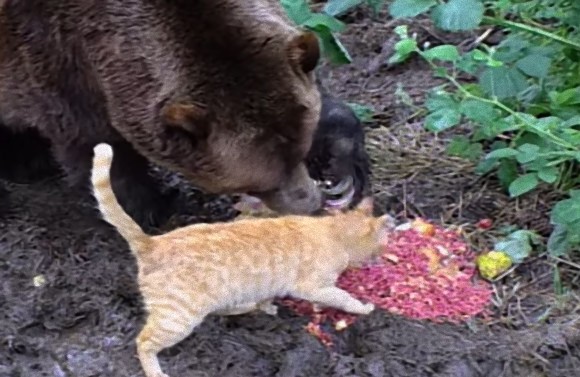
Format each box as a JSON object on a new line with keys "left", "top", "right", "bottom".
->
{"left": 287, "top": 30, "right": 320, "bottom": 74}
{"left": 161, "top": 101, "right": 211, "bottom": 141}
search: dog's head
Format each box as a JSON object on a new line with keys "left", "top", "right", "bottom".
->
{"left": 306, "top": 95, "right": 371, "bottom": 210}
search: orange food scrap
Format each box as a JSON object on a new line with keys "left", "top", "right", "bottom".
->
{"left": 411, "top": 218, "right": 436, "bottom": 236}
{"left": 419, "top": 247, "right": 441, "bottom": 273}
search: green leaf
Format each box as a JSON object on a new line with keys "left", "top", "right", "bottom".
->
{"left": 422, "top": 44, "right": 460, "bottom": 62}
{"left": 281, "top": 0, "right": 313, "bottom": 25}
{"left": 569, "top": 190, "right": 580, "bottom": 200}
{"left": 485, "top": 148, "right": 518, "bottom": 159}
{"left": 533, "top": 116, "right": 562, "bottom": 131}
{"left": 486, "top": 58, "right": 504, "bottom": 68}
{"left": 563, "top": 116, "right": 580, "bottom": 128}
{"left": 347, "top": 102, "right": 375, "bottom": 123}
{"left": 303, "top": 13, "right": 346, "bottom": 32}
{"left": 366, "top": 0, "right": 385, "bottom": 15}
{"left": 509, "top": 173, "right": 539, "bottom": 197}
{"left": 394, "top": 39, "right": 418, "bottom": 56}
{"left": 510, "top": 230, "right": 541, "bottom": 245}
{"left": 457, "top": 53, "right": 481, "bottom": 74}
{"left": 446, "top": 136, "right": 469, "bottom": 155}
{"left": 479, "top": 66, "right": 530, "bottom": 99}
{"left": 547, "top": 224, "right": 570, "bottom": 257}
{"left": 537, "top": 166, "right": 559, "bottom": 184}
{"left": 309, "top": 25, "right": 352, "bottom": 65}
{"left": 515, "top": 54, "right": 552, "bottom": 79}
{"left": 494, "top": 237, "right": 530, "bottom": 263}
{"left": 475, "top": 158, "right": 498, "bottom": 175}
{"left": 432, "top": 0, "right": 484, "bottom": 31}
{"left": 494, "top": 230, "right": 539, "bottom": 263}
{"left": 529, "top": 46, "right": 560, "bottom": 58}
{"left": 324, "top": 0, "right": 363, "bottom": 17}
{"left": 433, "top": 67, "right": 447, "bottom": 78}
{"left": 515, "top": 143, "right": 540, "bottom": 164}
{"left": 494, "top": 35, "right": 529, "bottom": 63}
{"left": 551, "top": 197, "right": 580, "bottom": 225}
{"left": 495, "top": 239, "right": 530, "bottom": 262}
{"left": 459, "top": 100, "right": 498, "bottom": 123}
{"left": 472, "top": 49, "right": 487, "bottom": 61}
{"left": 550, "top": 87, "right": 580, "bottom": 106}
{"left": 484, "top": 119, "right": 520, "bottom": 138}
{"left": 424, "top": 108, "right": 461, "bottom": 132}
{"left": 425, "top": 92, "right": 458, "bottom": 112}
{"left": 389, "top": 0, "right": 436, "bottom": 18}
{"left": 394, "top": 25, "right": 409, "bottom": 38}
{"left": 446, "top": 136, "right": 482, "bottom": 161}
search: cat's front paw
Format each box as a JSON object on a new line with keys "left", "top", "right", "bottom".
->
{"left": 258, "top": 302, "right": 278, "bottom": 316}
{"left": 360, "top": 303, "right": 375, "bottom": 315}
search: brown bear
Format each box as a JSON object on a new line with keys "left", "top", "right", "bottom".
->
{"left": 0, "top": 0, "right": 324, "bottom": 228}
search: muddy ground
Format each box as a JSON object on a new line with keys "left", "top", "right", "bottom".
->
{"left": 2, "top": 7, "right": 580, "bottom": 377}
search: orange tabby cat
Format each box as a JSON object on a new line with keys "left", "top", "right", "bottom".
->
{"left": 91, "top": 143, "right": 395, "bottom": 377}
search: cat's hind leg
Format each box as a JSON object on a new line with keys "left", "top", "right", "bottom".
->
{"left": 257, "top": 300, "right": 278, "bottom": 315}
{"left": 136, "top": 308, "right": 206, "bottom": 377}
{"left": 214, "top": 300, "right": 278, "bottom": 316}
{"left": 214, "top": 302, "right": 258, "bottom": 316}
{"left": 294, "top": 286, "right": 375, "bottom": 315}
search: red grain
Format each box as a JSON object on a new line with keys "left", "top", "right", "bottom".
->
{"left": 277, "top": 222, "right": 493, "bottom": 346}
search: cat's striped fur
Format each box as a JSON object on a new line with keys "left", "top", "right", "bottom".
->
{"left": 91, "top": 143, "right": 395, "bottom": 377}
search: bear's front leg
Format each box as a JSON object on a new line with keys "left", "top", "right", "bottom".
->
{"left": 108, "top": 142, "right": 179, "bottom": 231}
{"left": 52, "top": 140, "right": 177, "bottom": 231}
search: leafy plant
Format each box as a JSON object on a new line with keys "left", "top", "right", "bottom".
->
{"left": 281, "top": 0, "right": 352, "bottom": 64}
{"left": 494, "top": 229, "right": 542, "bottom": 263}
{"left": 281, "top": 0, "right": 387, "bottom": 63}
{"left": 386, "top": 0, "right": 580, "bottom": 257}
{"left": 348, "top": 102, "right": 376, "bottom": 123}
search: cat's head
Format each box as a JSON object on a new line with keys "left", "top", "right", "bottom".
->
{"left": 329, "top": 197, "right": 396, "bottom": 265}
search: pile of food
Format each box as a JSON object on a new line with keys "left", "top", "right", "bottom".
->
{"left": 277, "top": 219, "right": 493, "bottom": 347}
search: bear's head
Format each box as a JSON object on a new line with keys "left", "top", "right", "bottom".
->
{"left": 156, "top": 29, "right": 324, "bottom": 214}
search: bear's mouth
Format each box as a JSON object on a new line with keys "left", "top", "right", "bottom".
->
{"left": 317, "top": 176, "right": 355, "bottom": 210}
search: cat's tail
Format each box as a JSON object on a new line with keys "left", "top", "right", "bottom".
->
{"left": 91, "top": 143, "right": 150, "bottom": 250}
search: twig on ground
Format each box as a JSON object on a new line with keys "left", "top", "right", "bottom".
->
{"left": 550, "top": 256, "right": 580, "bottom": 271}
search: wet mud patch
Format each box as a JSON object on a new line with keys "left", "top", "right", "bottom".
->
{"left": 1, "top": 176, "right": 579, "bottom": 377}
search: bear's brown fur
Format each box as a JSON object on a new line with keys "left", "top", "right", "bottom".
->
{"left": 0, "top": 0, "right": 323, "bottom": 228}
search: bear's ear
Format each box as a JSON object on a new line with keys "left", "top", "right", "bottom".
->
{"left": 287, "top": 30, "right": 320, "bottom": 74}
{"left": 161, "top": 101, "right": 211, "bottom": 141}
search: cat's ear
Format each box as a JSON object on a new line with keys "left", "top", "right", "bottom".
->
{"left": 379, "top": 214, "right": 396, "bottom": 230}
{"left": 161, "top": 101, "right": 211, "bottom": 141}
{"left": 355, "top": 197, "right": 374, "bottom": 216}
{"left": 376, "top": 214, "right": 396, "bottom": 244}
{"left": 287, "top": 30, "right": 320, "bottom": 74}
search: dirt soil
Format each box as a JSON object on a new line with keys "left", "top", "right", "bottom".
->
{"left": 1, "top": 8, "right": 580, "bottom": 377}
